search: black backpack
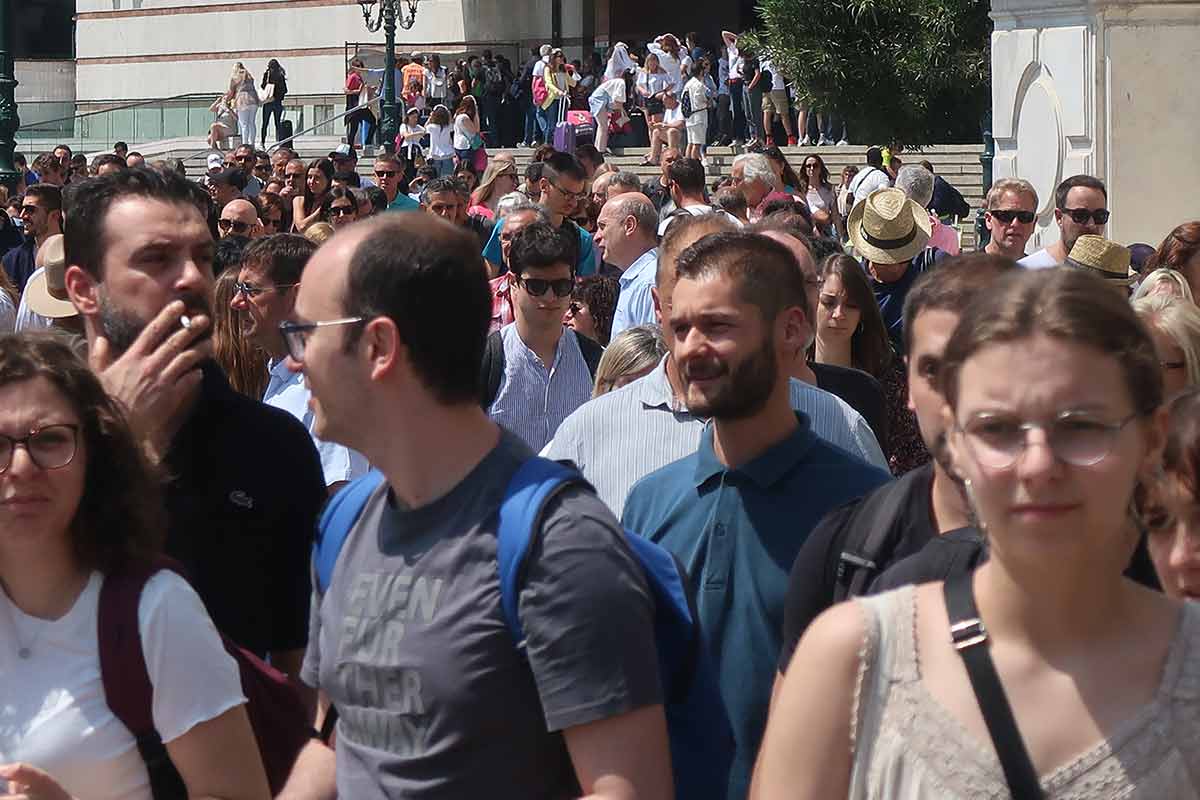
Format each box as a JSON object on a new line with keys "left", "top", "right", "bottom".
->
{"left": 480, "top": 329, "right": 604, "bottom": 409}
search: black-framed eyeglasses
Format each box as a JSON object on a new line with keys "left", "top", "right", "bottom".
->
{"left": 329, "top": 205, "right": 357, "bottom": 217}
{"left": 279, "top": 317, "right": 365, "bottom": 362}
{"left": 548, "top": 180, "right": 587, "bottom": 201}
{"left": 1060, "top": 207, "right": 1110, "bottom": 225}
{"left": 516, "top": 276, "right": 574, "bottom": 298}
{"left": 957, "top": 411, "right": 1138, "bottom": 470}
{"left": 235, "top": 281, "right": 299, "bottom": 298}
{"left": 988, "top": 209, "right": 1036, "bottom": 225}
{"left": 218, "top": 219, "right": 253, "bottom": 234}
{"left": 0, "top": 424, "right": 79, "bottom": 474}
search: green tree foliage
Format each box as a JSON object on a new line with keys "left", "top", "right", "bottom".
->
{"left": 743, "top": 0, "right": 991, "bottom": 145}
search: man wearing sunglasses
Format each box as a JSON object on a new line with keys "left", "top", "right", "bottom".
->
{"left": 3, "top": 184, "right": 62, "bottom": 294}
{"left": 374, "top": 152, "right": 419, "bottom": 211}
{"left": 481, "top": 221, "right": 602, "bottom": 451}
{"left": 217, "top": 198, "right": 263, "bottom": 240}
{"left": 1020, "top": 174, "right": 1109, "bottom": 268}
{"left": 982, "top": 178, "right": 1038, "bottom": 261}
{"left": 231, "top": 235, "right": 368, "bottom": 493}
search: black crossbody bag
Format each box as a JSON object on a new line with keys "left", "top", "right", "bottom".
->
{"left": 943, "top": 574, "right": 1044, "bottom": 800}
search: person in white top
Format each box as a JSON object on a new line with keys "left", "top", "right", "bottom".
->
{"left": 424, "top": 54, "right": 449, "bottom": 104}
{"left": 0, "top": 335, "right": 267, "bottom": 800}
{"left": 604, "top": 41, "right": 637, "bottom": 81}
{"left": 228, "top": 236, "right": 369, "bottom": 492}
{"left": 589, "top": 74, "right": 630, "bottom": 155}
{"left": 657, "top": 156, "right": 743, "bottom": 237}
{"left": 647, "top": 34, "right": 687, "bottom": 91}
{"left": 848, "top": 146, "right": 892, "bottom": 208}
{"left": 227, "top": 61, "right": 260, "bottom": 148}
{"left": 757, "top": 56, "right": 796, "bottom": 146}
{"left": 800, "top": 154, "right": 844, "bottom": 239}
{"left": 681, "top": 64, "right": 711, "bottom": 161}
{"left": 424, "top": 104, "right": 456, "bottom": 177}
{"left": 452, "top": 95, "right": 481, "bottom": 162}
{"left": 1019, "top": 174, "right": 1109, "bottom": 269}
{"left": 637, "top": 53, "right": 673, "bottom": 165}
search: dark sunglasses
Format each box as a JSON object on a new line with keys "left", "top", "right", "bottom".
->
{"left": 329, "top": 205, "right": 357, "bottom": 217}
{"left": 375, "top": 170, "right": 401, "bottom": 178}
{"left": 988, "top": 209, "right": 1036, "bottom": 224}
{"left": 218, "top": 218, "right": 252, "bottom": 234}
{"left": 517, "top": 276, "right": 574, "bottom": 297}
{"left": 1061, "top": 207, "right": 1110, "bottom": 225}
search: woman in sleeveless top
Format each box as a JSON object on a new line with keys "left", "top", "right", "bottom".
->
{"left": 751, "top": 267, "right": 1200, "bottom": 799}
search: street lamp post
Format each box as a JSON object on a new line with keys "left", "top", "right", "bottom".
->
{"left": 357, "top": 0, "right": 421, "bottom": 155}
{"left": 0, "top": 0, "right": 21, "bottom": 192}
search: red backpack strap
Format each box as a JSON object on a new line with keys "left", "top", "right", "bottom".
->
{"left": 98, "top": 557, "right": 189, "bottom": 799}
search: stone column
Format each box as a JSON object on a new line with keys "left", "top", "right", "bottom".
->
{"left": 990, "top": 0, "right": 1200, "bottom": 251}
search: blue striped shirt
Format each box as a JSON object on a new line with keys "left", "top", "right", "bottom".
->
{"left": 611, "top": 248, "right": 659, "bottom": 339}
{"left": 543, "top": 356, "right": 887, "bottom": 516}
{"left": 489, "top": 323, "right": 595, "bottom": 452}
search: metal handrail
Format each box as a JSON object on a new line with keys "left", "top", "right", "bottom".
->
{"left": 25, "top": 92, "right": 214, "bottom": 130}
{"left": 179, "top": 96, "right": 383, "bottom": 162}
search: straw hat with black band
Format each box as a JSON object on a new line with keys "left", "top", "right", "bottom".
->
{"left": 1065, "top": 235, "right": 1135, "bottom": 285}
{"left": 847, "top": 187, "right": 932, "bottom": 265}
{"left": 24, "top": 234, "right": 78, "bottom": 319}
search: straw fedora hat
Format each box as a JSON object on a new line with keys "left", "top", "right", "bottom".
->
{"left": 24, "top": 235, "right": 78, "bottom": 319}
{"left": 1065, "top": 235, "right": 1135, "bottom": 284}
{"left": 847, "top": 187, "right": 932, "bottom": 264}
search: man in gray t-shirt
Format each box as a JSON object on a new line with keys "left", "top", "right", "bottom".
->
{"left": 279, "top": 213, "right": 672, "bottom": 799}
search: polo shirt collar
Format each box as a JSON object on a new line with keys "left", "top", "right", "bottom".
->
{"left": 631, "top": 355, "right": 687, "bottom": 413}
{"left": 692, "top": 412, "right": 816, "bottom": 490}
{"left": 619, "top": 247, "right": 657, "bottom": 288}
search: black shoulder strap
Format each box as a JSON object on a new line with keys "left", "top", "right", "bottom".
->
{"left": 944, "top": 575, "right": 1043, "bottom": 800}
{"left": 574, "top": 331, "right": 604, "bottom": 381}
{"left": 481, "top": 331, "right": 506, "bottom": 409}
{"left": 833, "top": 476, "right": 912, "bottom": 602}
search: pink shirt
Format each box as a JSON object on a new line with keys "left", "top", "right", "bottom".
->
{"left": 929, "top": 214, "right": 960, "bottom": 256}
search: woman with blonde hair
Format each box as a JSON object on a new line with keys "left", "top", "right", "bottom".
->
{"left": 1132, "top": 267, "right": 1194, "bottom": 303}
{"left": 227, "top": 61, "right": 260, "bottom": 147}
{"left": 467, "top": 160, "right": 519, "bottom": 220}
{"left": 1133, "top": 292, "right": 1200, "bottom": 397}
{"left": 591, "top": 324, "right": 666, "bottom": 397}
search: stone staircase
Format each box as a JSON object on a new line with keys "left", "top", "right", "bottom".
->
{"left": 153, "top": 136, "right": 985, "bottom": 249}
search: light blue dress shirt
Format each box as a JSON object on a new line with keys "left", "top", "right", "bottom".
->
{"left": 611, "top": 247, "right": 659, "bottom": 339}
{"left": 264, "top": 359, "right": 370, "bottom": 486}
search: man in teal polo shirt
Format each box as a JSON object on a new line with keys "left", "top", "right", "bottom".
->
{"left": 375, "top": 152, "right": 420, "bottom": 211}
{"left": 622, "top": 231, "right": 891, "bottom": 800}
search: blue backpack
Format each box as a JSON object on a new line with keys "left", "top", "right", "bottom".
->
{"left": 315, "top": 457, "right": 733, "bottom": 800}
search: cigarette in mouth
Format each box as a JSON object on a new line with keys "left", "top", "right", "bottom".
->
{"left": 180, "top": 315, "right": 192, "bottom": 330}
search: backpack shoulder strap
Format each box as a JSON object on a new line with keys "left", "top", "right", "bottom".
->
{"left": 481, "top": 330, "right": 506, "bottom": 409}
{"left": 314, "top": 469, "right": 385, "bottom": 594}
{"left": 574, "top": 331, "right": 605, "bottom": 382}
{"left": 832, "top": 471, "right": 916, "bottom": 602}
{"left": 496, "top": 457, "right": 583, "bottom": 645}
{"left": 99, "top": 558, "right": 190, "bottom": 800}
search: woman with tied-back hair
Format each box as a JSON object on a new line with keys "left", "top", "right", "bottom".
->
{"left": 753, "top": 267, "right": 1200, "bottom": 799}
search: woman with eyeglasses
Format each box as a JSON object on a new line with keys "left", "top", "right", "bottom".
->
{"left": 291, "top": 157, "right": 333, "bottom": 233}
{"left": 321, "top": 186, "right": 360, "bottom": 230}
{"left": 212, "top": 271, "right": 269, "bottom": 399}
{"left": 0, "top": 334, "right": 270, "bottom": 799}
{"left": 468, "top": 161, "right": 519, "bottom": 221}
{"left": 1138, "top": 388, "right": 1200, "bottom": 601}
{"left": 1133, "top": 293, "right": 1200, "bottom": 398}
{"left": 753, "top": 267, "right": 1199, "bottom": 799}
{"left": 563, "top": 274, "right": 618, "bottom": 346}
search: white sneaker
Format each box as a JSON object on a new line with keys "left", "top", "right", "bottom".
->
{"left": 818, "top": 136, "right": 834, "bottom": 146}
{"left": 516, "top": 141, "right": 527, "bottom": 148}
{"left": 799, "top": 136, "right": 812, "bottom": 146}
{"left": 836, "top": 139, "right": 850, "bottom": 146}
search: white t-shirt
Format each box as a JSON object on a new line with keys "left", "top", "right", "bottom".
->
{"left": 849, "top": 166, "right": 891, "bottom": 204}
{"left": 684, "top": 77, "right": 709, "bottom": 115}
{"left": 648, "top": 42, "right": 683, "bottom": 90}
{"left": 453, "top": 114, "right": 475, "bottom": 150}
{"left": 426, "top": 123, "right": 454, "bottom": 159}
{"left": 638, "top": 71, "right": 672, "bottom": 100}
{"left": 806, "top": 185, "right": 838, "bottom": 214}
{"left": 1018, "top": 247, "right": 1060, "bottom": 269}
{"left": 424, "top": 66, "right": 448, "bottom": 99}
{"left": 593, "top": 77, "right": 627, "bottom": 105}
{"left": 759, "top": 57, "right": 787, "bottom": 91}
{"left": 0, "top": 571, "right": 245, "bottom": 800}
{"left": 663, "top": 102, "right": 684, "bottom": 125}
{"left": 657, "top": 204, "right": 744, "bottom": 237}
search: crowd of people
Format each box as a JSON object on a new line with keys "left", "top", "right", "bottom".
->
{"left": 0, "top": 78, "right": 1198, "bottom": 799}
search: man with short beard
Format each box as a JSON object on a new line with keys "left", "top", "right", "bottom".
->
{"left": 620, "top": 231, "right": 890, "bottom": 800}
{"left": 62, "top": 167, "right": 325, "bottom": 678}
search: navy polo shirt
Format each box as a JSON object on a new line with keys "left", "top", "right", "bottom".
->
{"left": 622, "top": 413, "right": 891, "bottom": 800}
{"left": 164, "top": 362, "right": 326, "bottom": 658}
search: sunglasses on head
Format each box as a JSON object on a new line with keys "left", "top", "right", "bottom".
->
{"left": 517, "top": 276, "right": 574, "bottom": 297}
{"left": 1060, "top": 207, "right": 1110, "bottom": 225}
{"left": 988, "top": 209, "right": 1036, "bottom": 224}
